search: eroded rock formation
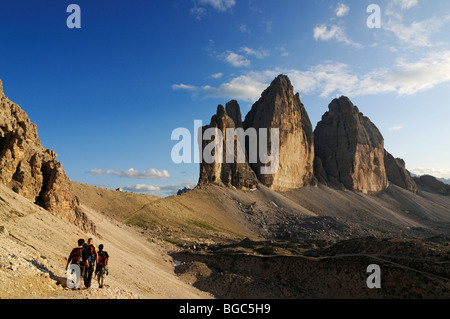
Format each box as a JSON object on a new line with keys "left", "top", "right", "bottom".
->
{"left": 199, "top": 75, "right": 315, "bottom": 191}
{"left": 199, "top": 101, "right": 259, "bottom": 189}
{"left": 243, "top": 75, "right": 315, "bottom": 190}
{"left": 199, "top": 76, "right": 421, "bottom": 196}
{"left": 384, "top": 150, "right": 418, "bottom": 193}
{"left": 314, "top": 96, "right": 389, "bottom": 194}
{"left": 0, "top": 79, "right": 95, "bottom": 233}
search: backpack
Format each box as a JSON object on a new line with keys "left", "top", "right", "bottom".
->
{"left": 98, "top": 251, "right": 108, "bottom": 267}
{"left": 85, "top": 244, "right": 96, "bottom": 263}
{"left": 71, "top": 247, "right": 84, "bottom": 264}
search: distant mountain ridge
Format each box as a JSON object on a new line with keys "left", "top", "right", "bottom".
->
{"left": 413, "top": 175, "right": 450, "bottom": 196}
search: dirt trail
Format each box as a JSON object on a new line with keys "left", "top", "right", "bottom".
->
{"left": 0, "top": 183, "right": 211, "bottom": 299}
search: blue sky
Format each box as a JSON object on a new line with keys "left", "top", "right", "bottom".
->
{"left": 1, "top": 0, "right": 449, "bottom": 196}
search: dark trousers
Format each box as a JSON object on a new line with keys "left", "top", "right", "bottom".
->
{"left": 84, "top": 262, "right": 95, "bottom": 288}
{"left": 80, "top": 264, "right": 86, "bottom": 283}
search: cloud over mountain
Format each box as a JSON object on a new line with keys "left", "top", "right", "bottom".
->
{"left": 172, "top": 50, "right": 450, "bottom": 101}
{"left": 87, "top": 168, "right": 171, "bottom": 180}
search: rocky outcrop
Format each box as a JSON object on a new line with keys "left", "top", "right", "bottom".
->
{"left": 199, "top": 101, "right": 258, "bottom": 189}
{"left": 199, "top": 76, "right": 419, "bottom": 196}
{"left": 384, "top": 150, "right": 418, "bottom": 193}
{"left": 314, "top": 96, "right": 388, "bottom": 194}
{"left": 199, "top": 75, "right": 316, "bottom": 191}
{"left": 0, "top": 79, "right": 95, "bottom": 233}
{"left": 243, "top": 75, "right": 315, "bottom": 190}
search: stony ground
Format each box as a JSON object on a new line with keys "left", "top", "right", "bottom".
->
{"left": 172, "top": 237, "right": 450, "bottom": 299}
{"left": 0, "top": 183, "right": 210, "bottom": 299}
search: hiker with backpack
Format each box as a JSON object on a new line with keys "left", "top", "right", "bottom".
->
{"left": 95, "top": 244, "right": 109, "bottom": 288}
{"left": 83, "top": 238, "right": 98, "bottom": 289}
{"left": 65, "top": 238, "right": 88, "bottom": 290}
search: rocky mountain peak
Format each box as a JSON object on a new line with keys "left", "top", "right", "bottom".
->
{"left": 199, "top": 75, "right": 315, "bottom": 191}
{"left": 328, "top": 96, "right": 359, "bottom": 114}
{"left": 384, "top": 150, "right": 418, "bottom": 193}
{"left": 199, "top": 77, "right": 420, "bottom": 196}
{"left": 314, "top": 96, "right": 388, "bottom": 194}
{"left": 225, "top": 100, "right": 242, "bottom": 128}
{"left": 242, "top": 74, "right": 314, "bottom": 190}
{"left": 244, "top": 74, "right": 298, "bottom": 129}
{"left": 199, "top": 100, "right": 258, "bottom": 189}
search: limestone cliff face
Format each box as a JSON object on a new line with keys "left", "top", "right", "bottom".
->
{"left": 384, "top": 150, "right": 418, "bottom": 193}
{"left": 0, "top": 79, "right": 95, "bottom": 233}
{"left": 198, "top": 76, "right": 410, "bottom": 195}
{"left": 198, "top": 101, "right": 258, "bottom": 189}
{"left": 314, "top": 96, "right": 389, "bottom": 194}
{"left": 243, "top": 75, "right": 315, "bottom": 190}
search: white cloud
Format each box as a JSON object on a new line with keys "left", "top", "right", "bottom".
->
{"left": 191, "top": 0, "right": 236, "bottom": 19}
{"left": 125, "top": 184, "right": 161, "bottom": 192}
{"left": 386, "top": 50, "right": 450, "bottom": 95}
{"left": 210, "top": 73, "right": 223, "bottom": 79}
{"left": 198, "top": 0, "right": 235, "bottom": 12}
{"left": 394, "top": 0, "right": 419, "bottom": 10}
{"left": 335, "top": 3, "right": 350, "bottom": 17}
{"left": 172, "top": 50, "right": 450, "bottom": 101}
{"left": 124, "top": 180, "right": 196, "bottom": 195}
{"left": 172, "top": 83, "right": 197, "bottom": 91}
{"left": 388, "top": 126, "right": 404, "bottom": 131}
{"left": 275, "top": 47, "right": 289, "bottom": 57}
{"left": 201, "top": 71, "right": 273, "bottom": 101}
{"left": 410, "top": 168, "right": 450, "bottom": 179}
{"left": 240, "top": 47, "right": 269, "bottom": 59}
{"left": 313, "top": 24, "right": 363, "bottom": 49}
{"left": 87, "top": 168, "right": 171, "bottom": 180}
{"left": 222, "top": 51, "right": 250, "bottom": 67}
{"left": 385, "top": 15, "right": 450, "bottom": 47}
{"left": 190, "top": 6, "right": 207, "bottom": 20}
{"left": 214, "top": 46, "right": 268, "bottom": 69}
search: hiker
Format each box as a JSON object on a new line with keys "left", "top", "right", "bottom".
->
{"left": 65, "top": 238, "right": 87, "bottom": 290}
{"left": 95, "top": 244, "right": 109, "bottom": 288}
{"left": 83, "top": 238, "right": 98, "bottom": 289}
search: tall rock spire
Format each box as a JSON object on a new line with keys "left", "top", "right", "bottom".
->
{"left": 198, "top": 102, "right": 258, "bottom": 189}
{"left": 243, "top": 74, "right": 315, "bottom": 190}
{"left": 314, "top": 96, "right": 389, "bottom": 194}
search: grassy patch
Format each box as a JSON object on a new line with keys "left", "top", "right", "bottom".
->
{"left": 190, "top": 220, "right": 221, "bottom": 232}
